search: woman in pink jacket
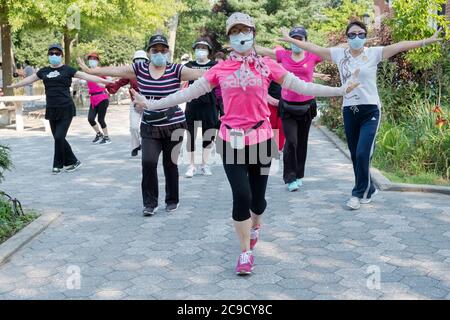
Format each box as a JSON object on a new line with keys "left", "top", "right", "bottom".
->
{"left": 86, "top": 52, "right": 111, "bottom": 145}
{"left": 132, "top": 13, "right": 358, "bottom": 275}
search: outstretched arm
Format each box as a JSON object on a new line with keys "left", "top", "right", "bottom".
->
{"left": 7, "top": 74, "right": 40, "bottom": 89}
{"left": 255, "top": 45, "right": 277, "bottom": 60}
{"left": 132, "top": 77, "right": 214, "bottom": 112}
{"left": 180, "top": 67, "right": 206, "bottom": 82}
{"left": 279, "top": 27, "right": 332, "bottom": 61}
{"left": 77, "top": 57, "right": 136, "bottom": 79}
{"left": 382, "top": 28, "right": 443, "bottom": 60}
{"left": 74, "top": 72, "right": 114, "bottom": 85}
{"left": 277, "top": 72, "right": 358, "bottom": 97}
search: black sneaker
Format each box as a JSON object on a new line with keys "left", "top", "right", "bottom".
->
{"left": 166, "top": 203, "right": 179, "bottom": 212}
{"left": 65, "top": 160, "right": 82, "bottom": 173}
{"left": 99, "top": 136, "right": 111, "bottom": 145}
{"left": 52, "top": 167, "right": 62, "bottom": 175}
{"left": 92, "top": 132, "right": 103, "bottom": 144}
{"left": 143, "top": 206, "right": 158, "bottom": 217}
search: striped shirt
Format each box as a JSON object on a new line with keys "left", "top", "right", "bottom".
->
{"left": 132, "top": 62, "right": 185, "bottom": 126}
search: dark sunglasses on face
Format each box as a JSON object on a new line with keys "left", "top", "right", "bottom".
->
{"left": 48, "top": 51, "right": 63, "bottom": 56}
{"left": 347, "top": 32, "right": 367, "bottom": 40}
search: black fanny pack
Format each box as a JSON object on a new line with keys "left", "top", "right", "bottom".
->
{"left": 90, "top": 91, "right": 107, "bottom": 96}
{"left": 279, "top": 99, "right": 310, "bottom": 117}
{"left": 143, "top": 107, "right": 177, "bottom": 123}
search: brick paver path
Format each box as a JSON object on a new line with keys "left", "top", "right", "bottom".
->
{"left": 0, "top": 104, "right": 449, "bottom": 299}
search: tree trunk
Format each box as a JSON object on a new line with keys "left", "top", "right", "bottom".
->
{"left": 1, "top": 21, "right": 14, "bottom": 96}
{"left": 63, "top": 31, "right": 73, "bottom": 65}
{"left": 167, "top": 14, "right": 179, "bottom": 62}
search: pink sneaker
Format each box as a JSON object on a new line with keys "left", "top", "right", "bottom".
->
{"left": 235, "top": 251, "right": 254, "bottom": 275}
{"left": 250, "top": 225, "right": 260, "bottom": 250}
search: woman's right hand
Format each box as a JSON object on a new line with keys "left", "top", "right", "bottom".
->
{"left": 130, "top": 89, "right": 148, "bottom": 112}
{"left": 77, "top": 57, "right": 91, "bottom": 73}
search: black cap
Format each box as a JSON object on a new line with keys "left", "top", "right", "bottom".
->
{"left": 48, "top": 44, "right": 63, "bottom": 52}
{"left": 146, "top": 35, "right": 169, "bottom": 50}
{"left": 289, "top": 26, "right": 308, "bottom": 39}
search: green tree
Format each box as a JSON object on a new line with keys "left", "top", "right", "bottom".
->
{"left": 388, "top": 0, "right": 450, "bottom": 71}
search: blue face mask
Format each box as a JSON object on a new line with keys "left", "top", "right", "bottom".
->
{"left": 48, "top": 55, "right": 62, "bottom": 65}
{"left": 291, "top": 43, "right": 303, "bottom": 54}
{"left": 229, "top": 33, "right": 254, "bottom": 53}
{"left": 348, "top": 37, "right": 366, "bottom": 50}
{"left": 88, "top": 60, "right": 98, "bottom": 68}
{"left": 150, "top": 53, "right": 168, "bottom": 66}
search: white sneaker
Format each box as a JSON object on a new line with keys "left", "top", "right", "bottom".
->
{"left": 185, "top": 166, "right": 196, "bottom": 178}
{"left": 201, "top": 165, "right": 212, "bottom": 176}
{"left": 360, "top": 189, "right": 379, "bottom": 204}
{"left": 346, "top": 197, "right": 361, "bottom": 210}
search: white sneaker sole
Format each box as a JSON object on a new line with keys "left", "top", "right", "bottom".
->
{"left": 346, "top": 203, "right": 361, "bottom": 210}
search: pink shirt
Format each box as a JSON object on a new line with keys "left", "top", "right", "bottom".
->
{"left": 276, "top": 49, "right": 322, "bottom": 102}
{"left": 204, "top": 57, "right": 287, "bottom": 145}
{"left": 87, "top": 80, "right": 109, "bottom": 108}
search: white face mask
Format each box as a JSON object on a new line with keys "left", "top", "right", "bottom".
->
{"left": 195, "top": 49, "right": 209, "bottom": 61}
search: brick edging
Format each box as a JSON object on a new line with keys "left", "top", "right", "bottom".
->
{"left": 0, "top": 211, "right": 61, "bottom": 266}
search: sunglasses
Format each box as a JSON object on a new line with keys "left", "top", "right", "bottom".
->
{"left": 229, "top": 26, "right": 253, "bottom": 36}
{"left": 347, "top": 32, "right": 367, "bottom": 40}
{"left": 48, "top": 51, "right": 63, "bottom": 56}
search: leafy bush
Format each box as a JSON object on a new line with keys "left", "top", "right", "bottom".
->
{"left": 0, "top": 197, "right": 37, "bottom": 244}
{"left": 0, "top": 145, "right": 12, "bottom": 183}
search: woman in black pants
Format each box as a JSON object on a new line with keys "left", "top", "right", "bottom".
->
{"left": 77, "top": 35, "right": 205, "bottom": 215}
{"left": 8, "top": 44, "right": 112, "bottom": 174}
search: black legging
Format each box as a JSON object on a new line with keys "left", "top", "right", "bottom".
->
{"left": 49, "top": 117, "right": 78, "bottom": 168}
{"left": 282, "top": 116, "right": 312, "bottom": 184}
{"left": 88, "top": 99, "right": 109, "bottom": 129}
{"left": 186, "top": 120, "right": 216, "bottom": 152}
{"left": 218, "top": 137, "right": 273, "bottom": 222}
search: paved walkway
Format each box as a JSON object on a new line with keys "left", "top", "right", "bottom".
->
{"left": 0, "top": 104, "right": 449, "bottom": 300}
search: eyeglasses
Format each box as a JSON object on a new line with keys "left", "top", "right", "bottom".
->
{"left": 48, "top": 51, "right": 63, "bottom": 56}
{"left": 149, "top": 48, "right": 169, "bottom": 54}
{"left": 229, "top": 26, "right": 253, "bottom": 36}
{"left": 347, "top": 32, "right": 367, "bottom": 40}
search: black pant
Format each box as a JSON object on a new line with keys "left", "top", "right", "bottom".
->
{"left": 141, "top": 135, "right": 183, "bottom": 208}
{"left": 88, "top": 99, "right": 109, "bottom": 129}
{"left": 218, "top": 138, "right": 272, "bottom": 222}
{"left": 186, "top": 120, "right": 216, "bottom": 152}
{"left": 49, "top": 117, "right": 78, "bottom": 168}
{"left": 282, "top": 115, "right": 312, "bottom": 184}
{"left": 343, "top": 105, "right": 380, "bottom": 199}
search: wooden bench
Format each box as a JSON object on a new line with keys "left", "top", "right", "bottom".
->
{"left": 0, "top": 95, "right": 46, "bottom": 131}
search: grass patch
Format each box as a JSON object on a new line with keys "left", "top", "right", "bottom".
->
{"left": 380, "top": 170, "right": 450, "bottom": 187}
{"left": 0, "top": 198, "right": 38, "bottom": 244}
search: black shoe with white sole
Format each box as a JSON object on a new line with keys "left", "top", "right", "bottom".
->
{"left": 65, "top": 161, "right": 82, "bottom": 173}
{"left": 92, "top": 132, "right": 103, "bottom": 144}
{"left": 143, "top": 206, "right": 158, "bottom": 216}
{"left": 165, "top": 203, "right": 179, "bottom": 212}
